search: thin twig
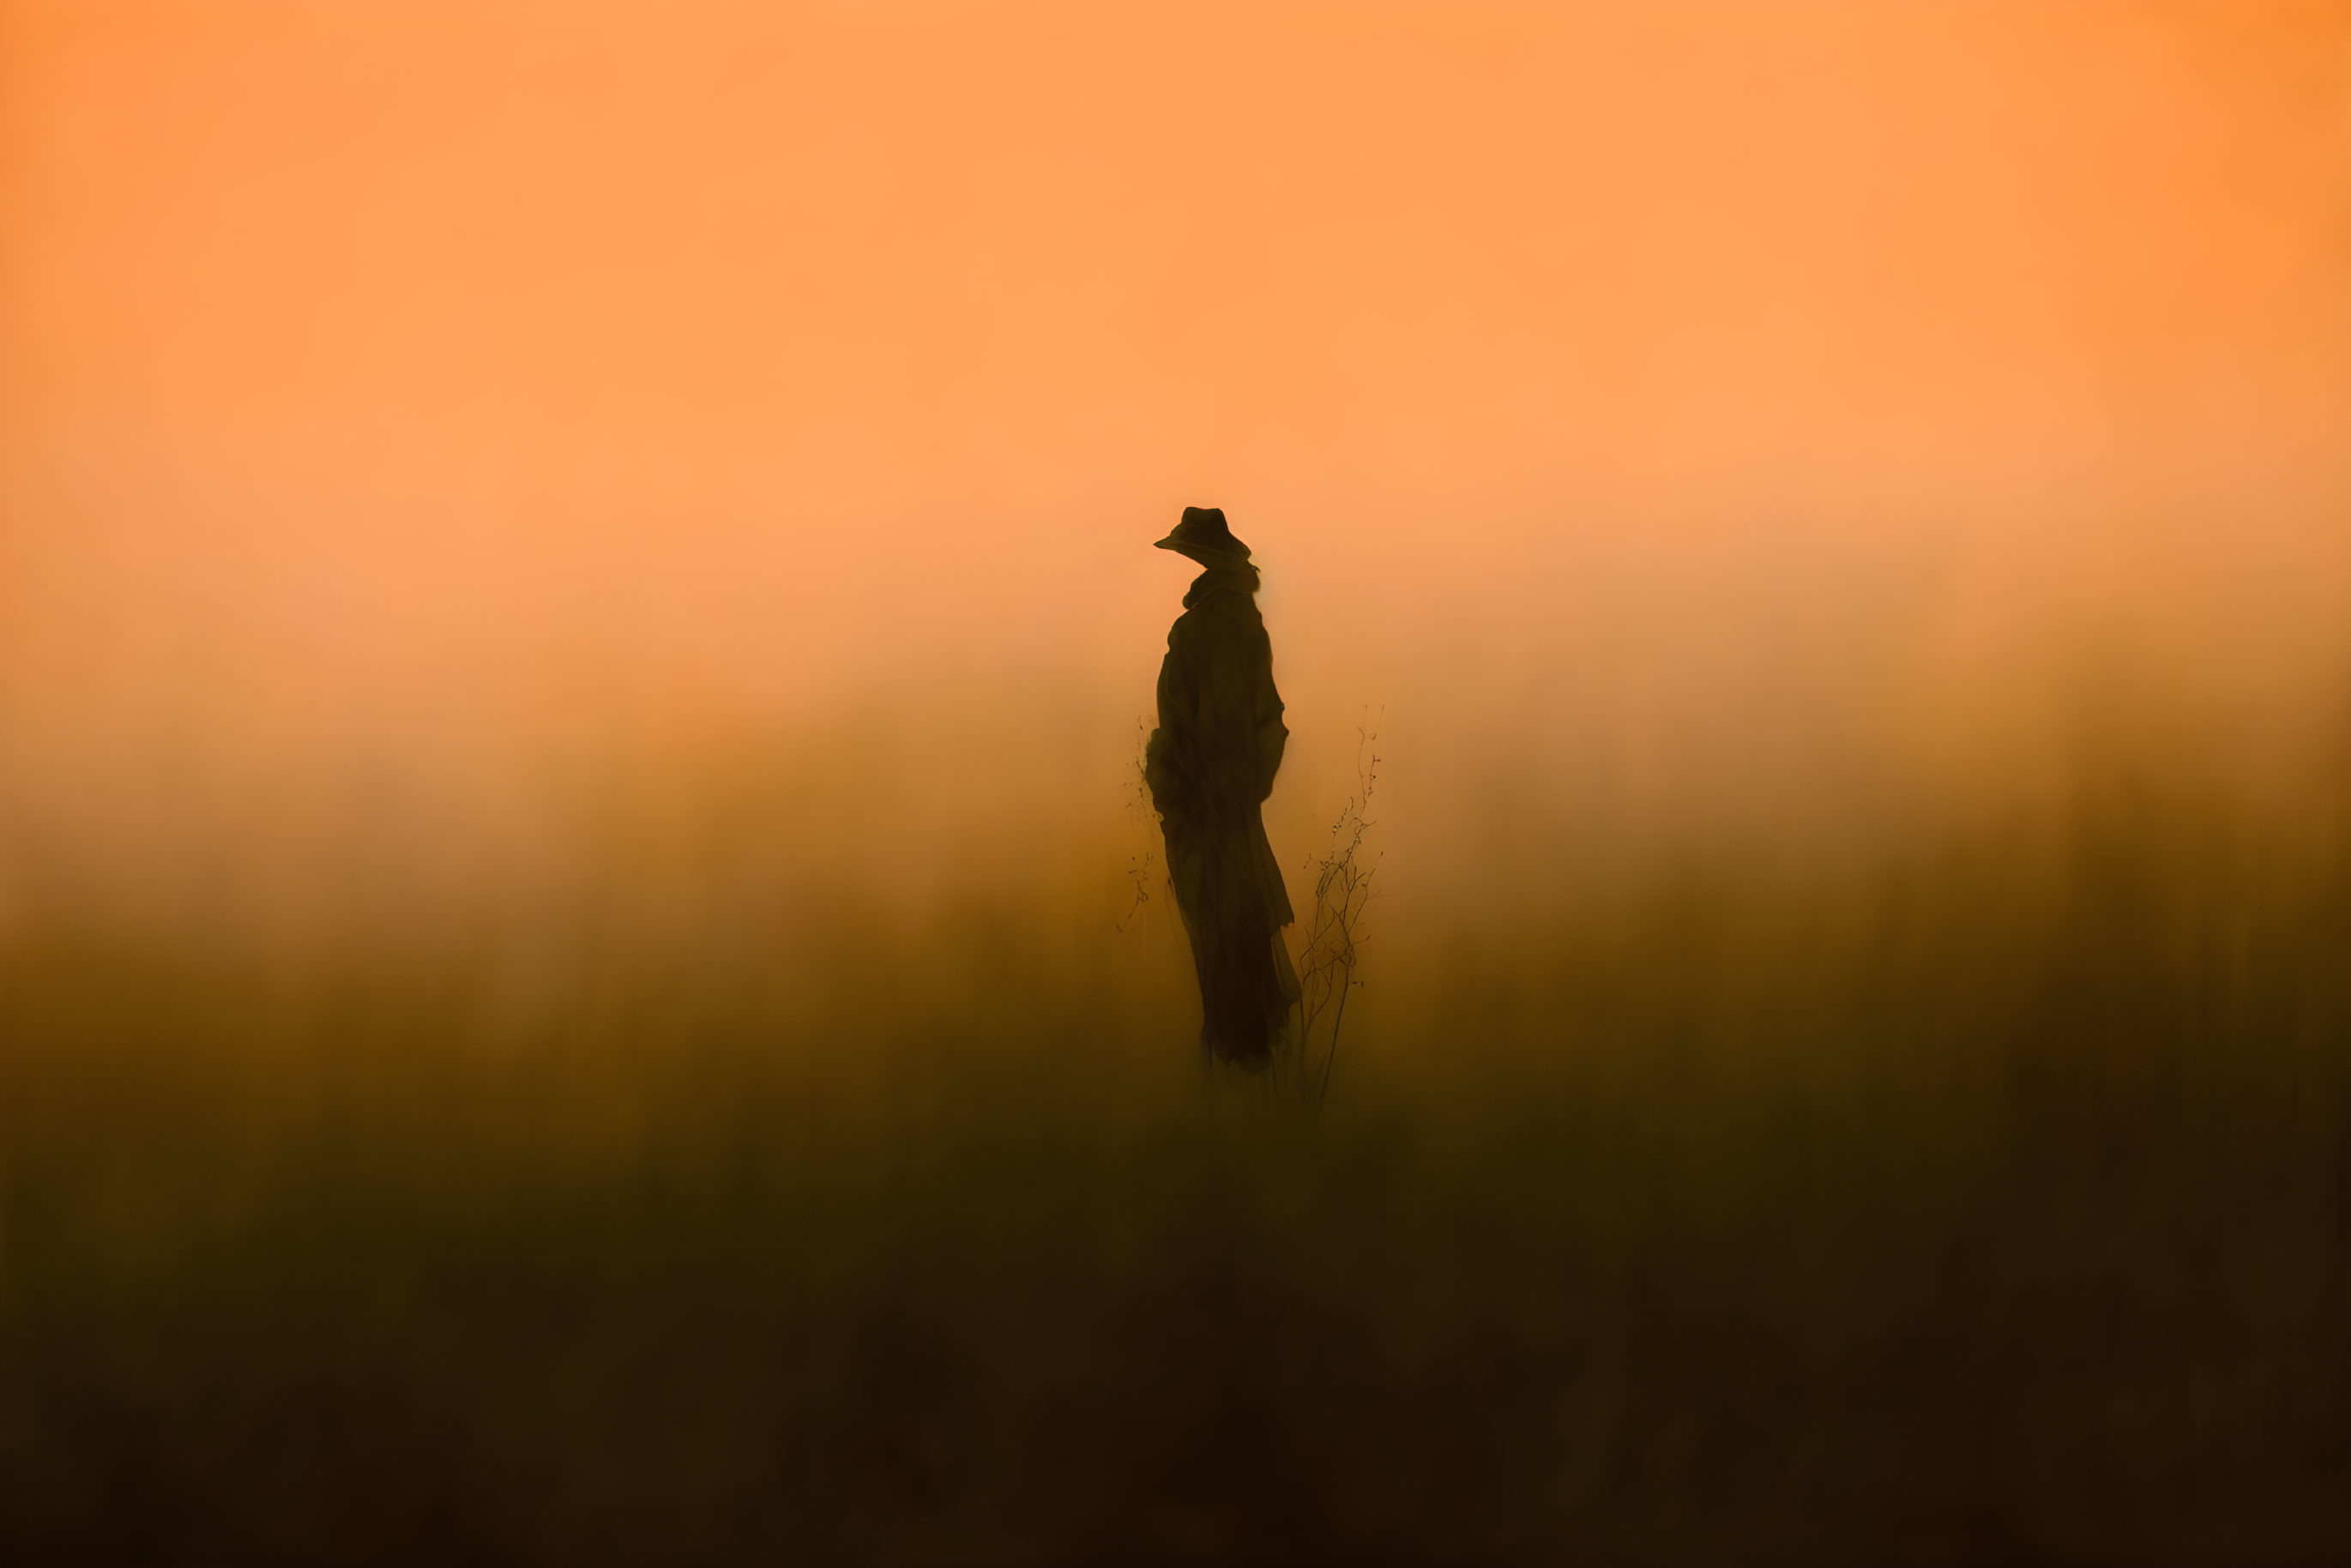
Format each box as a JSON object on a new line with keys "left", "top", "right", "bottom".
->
{"left": 1292, "top": 709, "right": 1383, "bottom": 1103}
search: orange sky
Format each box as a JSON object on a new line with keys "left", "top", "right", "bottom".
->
{"left": 3, "top": 2, "right": 2348, "bottom": 923}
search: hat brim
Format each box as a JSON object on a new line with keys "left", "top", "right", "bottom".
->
{"left": 1154, "top": 534, "right": 1249, "bottom": 561}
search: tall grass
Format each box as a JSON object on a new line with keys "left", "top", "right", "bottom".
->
{"left": 2, "top": 750, "right": 2346, "bottom": 1563}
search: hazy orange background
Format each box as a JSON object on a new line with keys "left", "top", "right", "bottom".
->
{"left": 3, "top": 1, "right": 2348, "bottom": 932}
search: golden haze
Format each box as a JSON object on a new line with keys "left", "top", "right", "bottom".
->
{"left": 0, "top": 1, "right": 2347, "bottom": 934}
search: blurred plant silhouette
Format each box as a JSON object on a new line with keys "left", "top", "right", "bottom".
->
{"left": 1290, "top": 714, "right": 1381, "bottom": 1103}
{"left": 1116, "top": 717, "right": 1159, "bottom": 937}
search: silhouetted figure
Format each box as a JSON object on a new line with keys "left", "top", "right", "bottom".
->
{"left": 1146, "top": 507, "right": 1301, "bottom": 1065}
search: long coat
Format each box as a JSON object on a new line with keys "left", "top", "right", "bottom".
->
{"left": 1145, "top": 564, "right": 1301, "bottom": 1063}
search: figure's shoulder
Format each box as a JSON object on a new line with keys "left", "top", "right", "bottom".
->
{"left": 1162, "top": 607, "right": 1217, "bottom": 669}
{"left": 1185, "top": 582, "right": 1262, "bottom": 623}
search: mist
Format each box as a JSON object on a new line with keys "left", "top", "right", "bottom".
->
{"left": 3, "top": 4, "right": 2348, "bottom": 1560}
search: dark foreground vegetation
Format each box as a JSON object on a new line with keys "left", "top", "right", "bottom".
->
{"left": 3, "top": 783, "right": 2348, "bottom": 1564}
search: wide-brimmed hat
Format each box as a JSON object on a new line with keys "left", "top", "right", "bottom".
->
{"left": 1154, "top": 506, "right": 1251, "bottom": 565}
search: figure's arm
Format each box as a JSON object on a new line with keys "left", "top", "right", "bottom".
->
{"left": 1145, "top": 638, "right": 1194, "bottom": 817}
{"left": 1253, "top": 629, "right": 1287, "bottom": 801}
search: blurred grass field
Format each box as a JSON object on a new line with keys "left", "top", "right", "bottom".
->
{"left": 3, "top": 750, "right": 2348, "bottom": 1565}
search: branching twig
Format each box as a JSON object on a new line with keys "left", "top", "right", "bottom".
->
{"left": 1291, "top": 711, "right": 1383, "bottom": 1104}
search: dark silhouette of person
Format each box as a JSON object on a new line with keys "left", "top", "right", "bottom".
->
{"left": 1145, "top": 507, "right": 1301, "bottom": 1065}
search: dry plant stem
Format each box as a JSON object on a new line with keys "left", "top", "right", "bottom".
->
{"left": 1294, "top": 715, "right": 1381, "bottom": 1105}
{"left": 1116, "top": 717, "right": 1158, "bottom": 935}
